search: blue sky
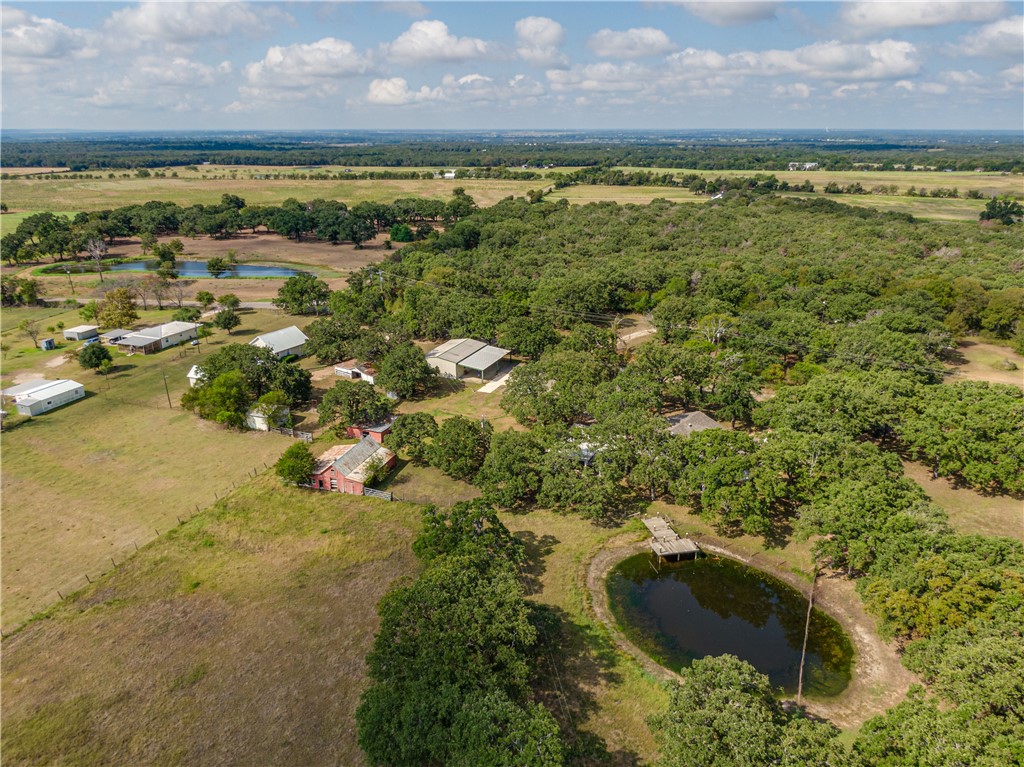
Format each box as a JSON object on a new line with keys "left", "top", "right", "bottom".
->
{"left": 2, "top": 1, "right": 1022, "bottom": 130}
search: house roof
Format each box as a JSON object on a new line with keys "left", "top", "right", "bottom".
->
{"left": 336, "top": 359, "right": 377, "bottom": 375}
{"left": 187, "top": 365, "right": 203, "bottom": 380}
{"left": 65, "top": 325, "right": 99, "bottom": 334}
{"left": 2, "top": 379, "right": 83, "bottom": 402}
{"left": 99, "top": 328, "right": 130, "bottom": 340}
{"left": 151, "top": 321, "right": 201, "bottom": 338}
{"left": 666, "top": 411, "right": 723, "bottom": 437}
{"left": 250, "top": 326, "right": 308, "bottom": 354}
{"left": 121, "top": 322, "right": 200, "bottom": 343}
{"left": 117, "top": 333, "right": 161, "bottom": 348}
{"left": 313, "top": 437, "right": 395, "bottom": 484}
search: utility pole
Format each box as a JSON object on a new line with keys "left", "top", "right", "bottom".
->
{"left": 162, "top": 373, "right": 172, "bottom": 409}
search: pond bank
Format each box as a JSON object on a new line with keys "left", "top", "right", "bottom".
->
{"left": 585, "top": 532, "right": 918, "bottom": 730}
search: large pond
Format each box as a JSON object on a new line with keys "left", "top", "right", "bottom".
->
{"left": 607, "top": 552, "right": 853, "bottom": 697}
{"left": 50, "top": 261, "right": 306, "bottom": 278}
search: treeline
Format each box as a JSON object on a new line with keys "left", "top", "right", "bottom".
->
{"left": 3, "top": 135, "right": 1021, "bottom": 172}
{"left": 0, "top": 190, "right": 478, "bottom": 265}
{"left": 551, "top": 168, "right": 815, "bottom": 193}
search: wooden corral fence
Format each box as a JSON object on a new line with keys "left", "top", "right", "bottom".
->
{"left": 272, "top": 426, "right": 313, "bottom": 442}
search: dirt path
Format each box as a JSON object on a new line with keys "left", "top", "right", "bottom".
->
{"left": 585, "top": 535, "right": 917, "bottom": 730}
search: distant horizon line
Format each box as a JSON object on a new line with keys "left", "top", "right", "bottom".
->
{"left": 3, "top": 127, "right": 1022, "bottom": 135}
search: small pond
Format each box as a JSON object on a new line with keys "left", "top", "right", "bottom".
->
{"left": 606, "top": 553, "right": 853, "bottom": 697}
{"left": 50, "top": 261, "right": 306, "bottom": 278}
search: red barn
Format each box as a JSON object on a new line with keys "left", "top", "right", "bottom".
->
{"left": 344, "top": 419, "right": 393, "bottom": 444}
{"left": 311, "top": 437, "right": 397, "bottom": 495}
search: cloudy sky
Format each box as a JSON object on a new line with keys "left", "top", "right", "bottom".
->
{"left": 2, "top": 1, "right": 1022, "bottom": 130}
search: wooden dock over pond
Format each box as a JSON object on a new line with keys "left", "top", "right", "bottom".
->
{"left": 643, "top": 517, "right": 700, "bottom": 562}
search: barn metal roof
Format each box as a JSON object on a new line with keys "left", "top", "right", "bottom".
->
{"left": 250, "top": 325, "right": 309, "bottom": 354}
{"left": 426, "top": 338, "right": 487, "bottom": 363}
{"left": 459, "top": 344, "right": 509, "bottom": 372}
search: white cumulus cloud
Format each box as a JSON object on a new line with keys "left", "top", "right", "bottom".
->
{"left": 955, "top": 15, "right": 1024, "bottom": 57}
{"left": 588, "top": 27, "right": 676, "bottom": 59}
{"left": 840, "top": 1, "right": 1006, "bottom": 32}
{"left": 106, "top": 1, "right": 290, "bottom": 45}
{"left": 2, "top": 7, "right": 95, "bottom": 71}
{"left": 365, "top": 72, "right": 544, "bottom": 107}
{"left": 515, "top": 16, "right": 567, "bottom": 67}
{"left": 383, "top": 20, "right": 493, "bottom": 63}
{"left": 83, "top": 56, "right": 222, "bottom": 109}
{"left": 241, "top": 38, "right": 370, "bottom": 100}
{"left": 366, "top": 76, "right": 441, "bottom": 104}
{"left": 667, "top": 39, "right": 920, "bottom": 81}
{"left": 675, "top": 1, "right": 781, "bottom": 26}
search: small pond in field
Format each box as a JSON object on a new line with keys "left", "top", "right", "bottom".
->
{"left": 107, "top": 261, "right": 305, "bottom": 278}
{"left": 606, "top": 553, "right": 853, "bottom": 697}
{"left": 49, "top": 261, "right": 306, "bottom": 278}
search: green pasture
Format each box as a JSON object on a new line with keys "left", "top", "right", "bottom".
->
{"left": 0, "top": 308, "right": 312, "bottom": 629}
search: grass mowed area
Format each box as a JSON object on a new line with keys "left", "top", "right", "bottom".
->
{"left": 502, "top": 511, "right": 667, "bottom": 761}
{"left": 396, "top": 375, "right": 521, "bottom": 432}
{"left": 1, "top": 480, "right": 424, "bottom": 767}
{"left": 902, "top": 460, "right": 1024, "bottom": 542}
{"left": 0, "top": 308, "right": 311, "bottom": 630}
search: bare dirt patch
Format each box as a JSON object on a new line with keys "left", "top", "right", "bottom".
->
{"left": 585, "top": 533, "right": 918, "bottom": 731}
{"left": 946, "top": 339, "right": 1024, "bottom": 389}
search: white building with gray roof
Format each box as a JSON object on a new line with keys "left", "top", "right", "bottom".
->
{"left": 249, "top": 326, "right": 309, "bottom": 359}
{"left": 425, "top": 338, "right": 510, "bottom": 381}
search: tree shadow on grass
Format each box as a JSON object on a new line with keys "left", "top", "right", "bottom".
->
{"left": 514, "top": 530, "right": 558, "bottom": 596}
{"left": 532, "top": 604, "right": 642, "bottom": 767}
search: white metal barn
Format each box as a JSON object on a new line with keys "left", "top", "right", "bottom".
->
{"left": 2, "top": 379, "right": 85, "bottom": 415}
{"left": 425, "top": 338, "right": 510, "bottom": 381}
{"left": 63, "top": 325, "right": 99, "bottom": 341}
{"left": 249, "top": 326, "right": 309, "bottom": 359}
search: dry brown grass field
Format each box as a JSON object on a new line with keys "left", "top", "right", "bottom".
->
{"left": 0, "top": 174, "right": 539, "bottom": 214}
{"left": 1, "top": 481, "right": 425, "bottom": 767}
{"left": 2, "top": 164, "right": 1017, "bottom": 225}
